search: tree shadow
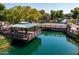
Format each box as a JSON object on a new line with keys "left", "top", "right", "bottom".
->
{"left": 11, "top": 39, "right": 27, "bottom": 48}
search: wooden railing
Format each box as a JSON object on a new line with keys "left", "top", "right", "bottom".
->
{"left": 28, "top": 29, "right": 41, "bottom": 41}
{"left": 39, "top": 23, "right": 67, "bottom": 29}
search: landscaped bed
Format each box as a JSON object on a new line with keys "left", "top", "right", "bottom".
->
{"left": 0, "top": 37, "right": 10, "bottom": 50}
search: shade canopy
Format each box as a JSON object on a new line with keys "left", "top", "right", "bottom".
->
{"left": 11, "top": 22, "right": 38, "bottom": 29}
{"left": 19, "top": 21, "right": 29, "bottom": 24}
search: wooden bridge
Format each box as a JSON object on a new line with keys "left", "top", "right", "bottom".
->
{"left": 39, "top": 23, "right": 67, "bottom": 32}
{"left": 38, "top": 23, "right": 79, "bottom": 38}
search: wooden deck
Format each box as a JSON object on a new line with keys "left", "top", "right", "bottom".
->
{"left": 12, "top": 29, "right": 41, "bottom": 41}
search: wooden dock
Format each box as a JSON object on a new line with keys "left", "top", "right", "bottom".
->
{"left": 12, "top": 29, "right": 41, "bottom": 41}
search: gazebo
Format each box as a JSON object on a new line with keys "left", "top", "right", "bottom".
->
{"left": 11, "top": 22, "right": 41, "bottom": 41}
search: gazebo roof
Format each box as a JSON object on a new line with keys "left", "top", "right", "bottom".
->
{"left": 11, "top": 22, "right": 38, "bottom": 29}
{"left": 19, "top": 21, "right": 29, "bottom": 24}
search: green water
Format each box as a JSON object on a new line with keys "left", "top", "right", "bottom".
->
{"left": 0, "top": 31, "right": 79, "bottom": 55}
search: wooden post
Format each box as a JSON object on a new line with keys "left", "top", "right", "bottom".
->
{"left": 10, "top": 27, "right": 13, "bottom": 39}
{"left": 50, "top": 24, "right": 51, "bottom": 28}
{"left": 25, "top": 28, "right": 28, "bottom": 40}
{"left": 34, "top": 26, "right": 35, "bottom": 37}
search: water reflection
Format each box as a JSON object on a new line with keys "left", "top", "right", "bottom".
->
{"left": 9, "top": 38, "right": 41, "bottom": 55}
{"left": 0, "top": 38, "right": 41, "bottom": 55}
{"left": 66, "top": 37, "right": 79, "bottom": 55}
{"left": 0, "top": 31, "right": 78, "bottom": 55}
{"left": 34, "top": 31, "right": 78, "bottom": 55}
{"left": 42, "top": 31, "right": 65, "bottom": 37}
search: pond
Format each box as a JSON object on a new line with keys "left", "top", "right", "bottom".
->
{"left": 0, "top": 31, "right": 79, "bottom": 55}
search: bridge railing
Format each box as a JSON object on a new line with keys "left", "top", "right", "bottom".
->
{"left": 39, "top": 23, "right": 67, "bottom": 28}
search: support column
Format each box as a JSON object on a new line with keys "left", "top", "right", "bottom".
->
{"left": 10, "top": 27, "right": 13, "bottom": 39}
{"left": 25, "top": 28, "right": 28, "bottom": 40}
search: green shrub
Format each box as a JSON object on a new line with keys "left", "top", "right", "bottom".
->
{"left": 76, "top": 32, "right": 79, "bottom": 41}
{"left": 0, "top": 39, "right": 8, "bottom": 47}
{"left": 69, "top": 18, "right": 76, "bottom": 24}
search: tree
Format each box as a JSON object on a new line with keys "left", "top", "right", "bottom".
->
{"left": 0, "top": 3, "right": 5, "bottom": 11}
{"left": 65, "top": 13, "right": 72, "bottom": 19}
{"left": 29, "top": 8, "right": 41, "bottom": 22}
{"left": 0, "top": 11, "right": 6, "bottom": 21}
{"left": 50, "top": 10, "right": 64, "bottom": 22}
{"left": 71, "top": 7, "right": 79, "bottom": 19}
{"left": 39, "top": 9, "right": 50, "bottom": 22}
{"left": 0, "top": 4, "right": 5, "bottom": 21}
{"left": 50, "top": 10, "right": 56, "bottom": 20}
{"left": 39, "top": 9, "right": 45, "bottom": 15}
{"left": 68, "top": 18, "right": 76, "bottom": 24}
{"left": 4, "top": 6, "right": 43, "bottom": 23}
{"left": 56, "top": 10, "right": 63, "bottom": 18}
{"left": 4, "top": 6, "right": 32, "bottom": 24}
{"left": 39, "top": 13, "right": 50, "bottom": 22}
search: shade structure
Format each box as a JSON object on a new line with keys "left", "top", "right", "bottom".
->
{"left": 19, "top": 21, "right": 29, "bottom": 24}
{"left": 11, "top": 22, "right": 38, "bottom": 29}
